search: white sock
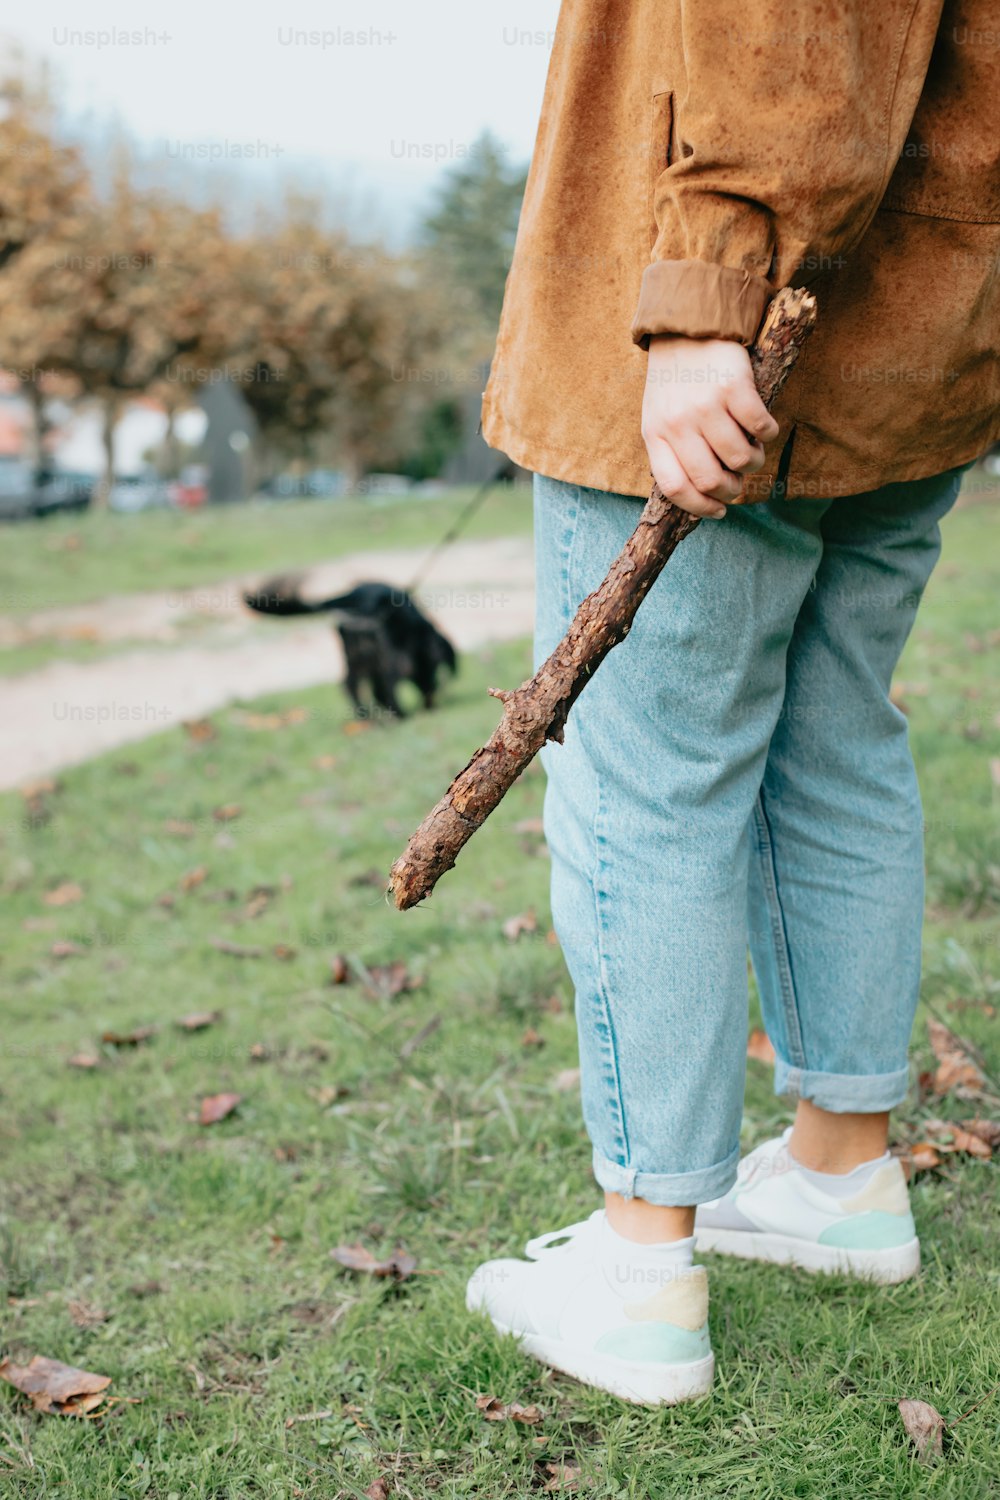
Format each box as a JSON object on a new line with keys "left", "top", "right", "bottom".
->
{"left": 791, "top": 1150, "right": 891, "bottom": 1199}
{"left": 602, "top": 1216, "right": 695, "bottom": 1267}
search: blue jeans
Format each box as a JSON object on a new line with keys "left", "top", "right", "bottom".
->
{"left": 533, "top": 467, "right": 963, "bottom": 1207}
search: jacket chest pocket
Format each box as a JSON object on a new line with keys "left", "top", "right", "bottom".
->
{"left": 647, "top": 90, "right": 674, "bottom": 248}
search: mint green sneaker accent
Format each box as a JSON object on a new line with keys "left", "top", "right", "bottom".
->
{"left": 594, "top": 1321, "right": 711, "bottom": 1364}
{"left": 817, "top": 1211, "right": 917, "bottom": 1251}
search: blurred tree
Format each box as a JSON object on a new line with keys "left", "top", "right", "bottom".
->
{"left": 225, "top": 205, "right": 451, "bottom": 484}
{"left": 0, "top": 176, "right": 234, "bottom": 503}
{"left": 0, "top": 73, "right": 90, "bottom": 273}
{"left": 419, "top": 131, "right": 526, "bottom": 331}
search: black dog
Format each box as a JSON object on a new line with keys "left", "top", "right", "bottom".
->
{"left": 244, "top": 577, "right": 458, "bottom": 719}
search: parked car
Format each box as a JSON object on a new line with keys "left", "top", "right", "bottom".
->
{"left": 108, "top": 472, "right": 171, "bottom": 513}
{"left": 32, "top": 470, "right": 94, "bottom": 517}
{"left": 0, "top": 461, "right": 36, "bottom": 520}
{"left": 168, "top": 464, "right": 209, "bottom": 509}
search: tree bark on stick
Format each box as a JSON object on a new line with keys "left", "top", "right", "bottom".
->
{"left": 388, "top": 286, "right": 817, "bottom": 910}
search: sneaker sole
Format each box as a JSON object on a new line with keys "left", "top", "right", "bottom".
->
{"left": 693, "top": 1226, "right": 920, "bottom": 1284}
{"left": 478, "top": 1311, "right": 714, "bottom": 1405}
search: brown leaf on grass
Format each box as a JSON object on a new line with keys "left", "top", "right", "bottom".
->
{"left": 924, "top": 1021, "right": 987, "bottom": 1099}
{"left": 898, "top": 1398, "right": 944, "bottom": 1461}
{"left": 284, "top": 1407, "right": 334, "bottom": 1429}
{"left": 67, "top": 1299, "right": 109, "bottom": 1330}
{"left": 199, "top": 1092, "right": 242, "bottom": 1125}
{"left": 541, "top": 1462, "right": 584, "bottom": 1492}
{"left": 176, "top": 1011, "right": 220, "bottom": 1032}
{"left": 101, "top": 1025, "right": 156, "bottom": 1047}
{"left": 244, "top": 886, "right": 274, "bottom": 919}
{"left": 475, "top": 1393, "right": 543, "bottom": 1425}
{"left": 909, "top": 1143, "right": 943, "bottom": 1172}
{"left": 182, "top": 718, "right": 216, "bottom": 742}
{"left": 179, "top": 865, "right": 208, "bottom": 893}
{"left": 330, "top": 1243, "right": 417, "bottom": 1280}
{"left": 521, "top": 1027, "right": 545, "bottom": 1048}
{"left": 67, "top": 1052, "right": 99, "bottom": 1070}
{"left": 0, "top": 1355, "right": 111, "bottom": 1416}
{"left": 364, "top": 1480, "right": 392, "bottom": 1500}
{"left": 249, "top": 1042, "right": 270, "bottom": 1062}
{"left": 233, "top": 707, "right": 308, "bottom": 732}
{"left": 950, "top": 1128, "right": 993, "bottom": 1159}
{"left": 343, "top": 719, "right": 373, "bottom": 736}
{"left": 553, "top": 1067, "right": 581, "bottom": 1091}
{"left": 330, "top": 954, "right": 351, "bottom": 984}
{"left": 164, "top": 818, "right": 197, "bottom": 838}
{"left": 362, "top": 961, "right": 422, "bottom": 1000}
{"left": 962, "top": 1118, "right": 1000, "bottom": 1150}
{"left": 212, "top": 803, "right": 243, "bottom": 823}
{"left": 211, "top": 937, "right": 263, "bottom": 959}
{"left": 502, "top": 910, "right": 537, "bottom": 942}
{"left": 747, "top": 1029, "right": 777, "bottom": 1064}
{"left": 43, "top": 882, "right": 83, "bottom": 908}
{"left": 51, "top": 941, "right": 85, "bottom": 959}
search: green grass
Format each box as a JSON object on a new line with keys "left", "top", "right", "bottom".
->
{"left": 0, "top": 485, "right": 533, "bottom": 617}
{"left": 1, "top": 506, "right": 999, "bottom": 1497}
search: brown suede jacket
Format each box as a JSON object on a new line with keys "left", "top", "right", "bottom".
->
{"left": 481, "top": 0, "right": 1000, "bottom": 501}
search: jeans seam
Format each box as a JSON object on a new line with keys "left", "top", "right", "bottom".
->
{"left": 752, "top": 789, "right": 807, "bottom": 1071}
{"left": 590, "top": 783, "right": 631, "bottom": 1169}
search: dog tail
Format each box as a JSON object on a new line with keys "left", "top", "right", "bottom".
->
{"left": 243, "top": 577, "right": 367, "bottom": 617}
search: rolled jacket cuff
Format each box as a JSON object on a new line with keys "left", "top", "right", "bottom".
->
{"left": 631, "top": 260, "right": 774, "bottom": 350}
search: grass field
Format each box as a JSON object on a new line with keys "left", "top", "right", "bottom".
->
{"left": 0, "top": 485, "right": 533, "bottom": 619}
{"left": 1, "top": 503, "right": 998, "bottom": 1498}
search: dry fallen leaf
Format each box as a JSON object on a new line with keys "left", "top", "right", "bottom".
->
{"left": 182, "top": 718, "right": 216, "bottom": 742}
{"left": 909, "top": 1143, "right": 942, "bottom": 1172}
{"left": 747, "top": 1029, "right": 777, "bottom": 1064}
{"left": 179, "top": 865, "right": 208, "bottom": 893}
{"left": 521, "top": 1027, "right": 545, "bottom": 1048}
{"left": 211, "top": 938, "right": 264, "bottom": 959}
{"left": 502, "top": 910, "right": 537, "bottom": 942}
{"left": 363, "top": 961, "right": 422, "bottom": 1000}
{"left": 962, "top": 1118, "right": 1000, "bottom": 1150}
{"left": 330, "top": 954, "right": 351, "bottom": 984}
{"left": 164, "top": 818, "right": 197, "bottom": 837}
{"left": 67, "top": 1052, "right": 99, "bottom": 1070}
{"left": 0, "top": 1355, "right": 111, "bottom": 1416}
{"left": 950, "top": 1128, "right": 993, "bottom": 1159}
{"left": 330, "top": 1243, "right": 417, "bottom": 1280}
{"left": 923, "top": 1020, "right": 987, "bottom": 1100}
{"left": 244, "top": 886, "right": 274, "bottom": 919}
{"left": 898, "top": 1398, "right": 944, "bottom": 1462}
{"left": 176, "top": 1011, "right": 220, "bottom": 1032}
{"left": 364, "top": 1479, "right": 391, "bottom": 1500}
{"left": 475, "top": 1393, "right": 543, "bottom": 1424}
{"left": 541, "top": 1461, "right": 583, "bottom": 1492}
{"left": 43, "top": 882, "right": 84, "bottom": 908}
{"left": 101, "top": 1025, "right": 156, "bottom": 1048}
{"left": 50, "top": 940, "right": 85, "bottom": 960}
{"left": 213, "top": 804, "right": 243, "bottom": 823}
{"left": 199, "top": 1092, "right": 242, "bottom": 1125}
{"left": 67, "top": 1299, "right": 109, "bottom": 1330}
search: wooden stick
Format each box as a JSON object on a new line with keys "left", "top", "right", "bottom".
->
{"left": 388, "top": 286, "right": 817, "bottom": 910}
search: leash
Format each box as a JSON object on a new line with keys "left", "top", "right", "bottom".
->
{"left": 404, "top": 460, "right": 515, "bottom": 594}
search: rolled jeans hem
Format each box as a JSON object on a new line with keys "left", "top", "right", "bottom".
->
{"left": 592, "top": 1142, "right": 741, "bottom": 1207}
{"left": 774, "top": 1057, "right": 910, "bottom": 1112}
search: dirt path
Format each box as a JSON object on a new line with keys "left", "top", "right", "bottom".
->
{"left": 0, "top": 536, "right": 534, "bottom": 789}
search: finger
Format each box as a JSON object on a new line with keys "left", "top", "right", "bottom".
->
{"left": 666, "top": 429, "right": 744, "bottom": 503}
{"left": 726, "top": 380, "right": 780, "bottom": 443}
{"left": 646, "top": 437, "right": 728, "bottom": 519}
{"left": 701, "top": 410, "right": 767, "bottom": 475}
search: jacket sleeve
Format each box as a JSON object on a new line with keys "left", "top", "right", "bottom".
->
{"left": 631, "top": 0, "right": 946, "bottom": 349}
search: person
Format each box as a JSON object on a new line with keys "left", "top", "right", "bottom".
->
{"left": 464, "top": 0, "right": 1000, "bottom": 1405}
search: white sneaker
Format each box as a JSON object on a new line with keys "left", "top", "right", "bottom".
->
{"left": 694, "top": 1129, "right": 920, "bottom": 1284}
{"left": 465, "top": 1210, "right": 714, "bottom": 1405}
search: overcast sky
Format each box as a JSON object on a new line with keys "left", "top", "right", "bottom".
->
{"left": 6, "top": 2, "right": 562, "bottom": 238}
